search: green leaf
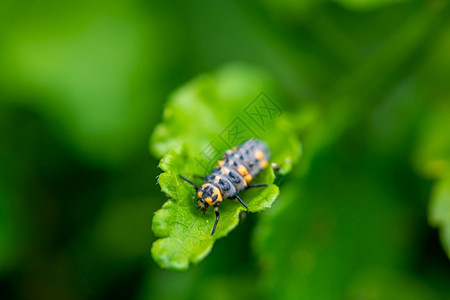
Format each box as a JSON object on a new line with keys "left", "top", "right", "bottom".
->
{"left": 150, "top": 63, "right": 301, "bottom": 173}
{"left": 150, "top": 63, "right": 301, "bottom": 270}
{"left": 429, "top": 174, "right": 450, "bottom": 258}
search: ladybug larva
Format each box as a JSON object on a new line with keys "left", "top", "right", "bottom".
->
{"left": 180, "top": 138, "right": 271, "bottom": 235}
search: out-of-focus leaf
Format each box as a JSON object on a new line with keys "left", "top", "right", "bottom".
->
{"left": 89, "top": 197, "right": 155, "bottom": 260}
{"left": 0, "top": 1, "right": 165, "bottom": 166}
{"left": 259, "top": 0, "right": 324, "bottom": 20}
{"left": 0, "top": 186, "right": 19, "bottom": 274}
{"left": 253, "top": 147, "right": 426, "bottom": 299}
{"left": 414, "top": 105, "right": 450, "bottom": 179}
{"left": 150, "top": 63, "right": 301, "bottom": 270}
{"left": 413, "top": 35, "right": 450, "bottom": 179}
{"left": 346, "top": 267, "right": 440, "bottom": 300}
{"left": 333, "top": 0, "right": 410, "bottom": 10}
{"left": 429, "top": 174, "right": 450, "bottom": 258}
{"left": 413, "top": 24, "right": 450, "bottom": 260}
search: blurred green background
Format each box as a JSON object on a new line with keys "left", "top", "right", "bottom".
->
{"left": 1, "top": 0, "right": 450, "bottom": 299}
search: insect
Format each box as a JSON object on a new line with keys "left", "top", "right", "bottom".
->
{"left": 180, "top": 138, "right": 271, "bottom": 235}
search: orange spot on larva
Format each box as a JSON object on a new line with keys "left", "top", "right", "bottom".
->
{"left": 255, "top": 150, "right": 264, "bottom": 160}
{"left": 217, "top": 160, "right": 225, "bottom": 167}
{"left": 204, "top": 197, "right": 214, "bottom": 206}
{"left": 260, "top": 160, "right": 268, "bottom": 168}
{"left": 237, "top": 165, "right": 248, "bottom": 176}
{"left": 244, "top": 174, "right": 253, "bottom": 183}
{"left": 212, "top": 189, "right": 223, "bottom": 202}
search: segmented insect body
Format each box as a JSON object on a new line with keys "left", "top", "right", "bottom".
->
{"left": 180, "top": 139, "right": 271, "bottom": 235}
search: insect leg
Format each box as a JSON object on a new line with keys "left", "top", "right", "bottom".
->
{"left": 179, "top": 175, "right": 198, "bottom": 189}
{"left": 247, "top": 183, "right": 268, "bottom": 188}
{"left": 235, "top": 195, "right": 249, "bottom": 210}
{"left": 211, "top": 207, "right": 220, "bottom": 235}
